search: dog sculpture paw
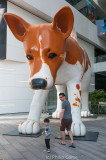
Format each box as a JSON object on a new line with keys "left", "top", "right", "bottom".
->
{"left": 81, "top": 110, "right": 90, "bottom": 117}
{"left": 71, "top": 121, "right": 86, "bottom": 136}
{"left": 18, "top": 120, "right": 40, "bottom": 134}
{"left": 52, "top": 110, "right": 61, "bottom": 119}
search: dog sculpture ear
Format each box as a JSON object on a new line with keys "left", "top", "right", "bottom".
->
{"left": 53, "top": 6, "right": 74, "bottom": 39}
{"left": 4, "top": 13, "right": 30, "bottom": 42}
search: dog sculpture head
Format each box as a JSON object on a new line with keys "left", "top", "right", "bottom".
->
{"left": 4, "top": 6, "right": 74, "bottom": 89}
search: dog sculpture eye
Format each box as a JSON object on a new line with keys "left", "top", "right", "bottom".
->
{"left": 26, "top": 55, "right": 33, "bottom": 60}
{"left": 48, "top": 53, "right": 57, "bottom": 59}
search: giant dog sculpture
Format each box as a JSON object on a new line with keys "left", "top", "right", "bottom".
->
{"left": 4, "top": 6, "right": 91, "bottom": 136}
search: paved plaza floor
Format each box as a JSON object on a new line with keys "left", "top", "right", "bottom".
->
{"left": 0, "top": 113, "right": 106, "bottom": 160}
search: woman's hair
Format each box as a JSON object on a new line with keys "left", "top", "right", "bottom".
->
{"left": 44, "top": 118, "right": 50, "bottom": 123}
{"left": 59, "top": 93, "right": 65, "bottom": 97}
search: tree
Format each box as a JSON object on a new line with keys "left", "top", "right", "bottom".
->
{"left": 89, "top": 90, "right": 106, "bottom": 104}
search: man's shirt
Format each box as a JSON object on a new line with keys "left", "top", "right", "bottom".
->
{"left": 62, "top": 100, "right": 72, "bottom": 119}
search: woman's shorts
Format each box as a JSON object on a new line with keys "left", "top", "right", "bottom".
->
{"left": 60, "top": 119, "right": 72, "bottom": 131}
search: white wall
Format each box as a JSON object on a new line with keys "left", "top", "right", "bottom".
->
{"left": 6, "top": 2, "right": 47, "bottom": 62}
{"left": 0, "top": 60, "right": 34, "bottom": 114}
{"left": 78, "top": 38, "right": 95, "bottom": 92}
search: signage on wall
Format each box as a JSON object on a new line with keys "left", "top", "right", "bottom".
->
{"left": 96, "top": 20, "right": 106, "bottom": 36}
{"left": 86, "top": 0, "right": 96, "bottom": 23}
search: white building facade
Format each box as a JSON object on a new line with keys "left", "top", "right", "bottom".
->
{"left": 0, "top": 0, "right": 106, "bottom": 114}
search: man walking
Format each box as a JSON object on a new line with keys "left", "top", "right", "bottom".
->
{"left": 59, "top": 93, "right": 74, "bottom": 147}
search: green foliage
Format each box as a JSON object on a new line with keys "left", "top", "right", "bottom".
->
{"left": 89, "top": 89, "right": 106, "bottom": 104}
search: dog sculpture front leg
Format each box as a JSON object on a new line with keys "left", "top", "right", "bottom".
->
{"left": 52, "top": 85, "right": 66, "bottom": 118}
{"left": 18, "top": 90, "right": 49, "bottom": 134}
{"left": 67, "top": 81, "right": 86, "bottom": 136}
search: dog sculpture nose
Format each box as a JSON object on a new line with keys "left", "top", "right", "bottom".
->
{"left": 31, "top": 78, "right": 47, "bottom": 89}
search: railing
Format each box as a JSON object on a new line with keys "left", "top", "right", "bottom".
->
{"left": 89, "top": 102, "right": 106, "bottom": 114}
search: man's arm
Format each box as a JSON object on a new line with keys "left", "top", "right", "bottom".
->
{"left": 60, "top": 109, "right": 65, "bottom": 121}
{"left": 59, "top": 109, "right": 65, "bottom": 126}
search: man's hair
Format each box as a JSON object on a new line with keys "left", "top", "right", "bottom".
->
{"left": 59, "top": 93, "right": 65, "bottom": 97}
{"left": 44, "top": 118, "right": 50, "bottom": 123}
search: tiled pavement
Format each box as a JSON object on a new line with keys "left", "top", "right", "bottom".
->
{"left": 0, "top": 113, "right": 106, "bottom": 160}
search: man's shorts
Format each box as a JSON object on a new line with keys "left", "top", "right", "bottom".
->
{"left": 60, "top": 119, "right": 72, "bottom": 131}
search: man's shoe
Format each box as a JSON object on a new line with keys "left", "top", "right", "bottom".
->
{"left": 47, "top": 149, "right": 50, "bottom": 153}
